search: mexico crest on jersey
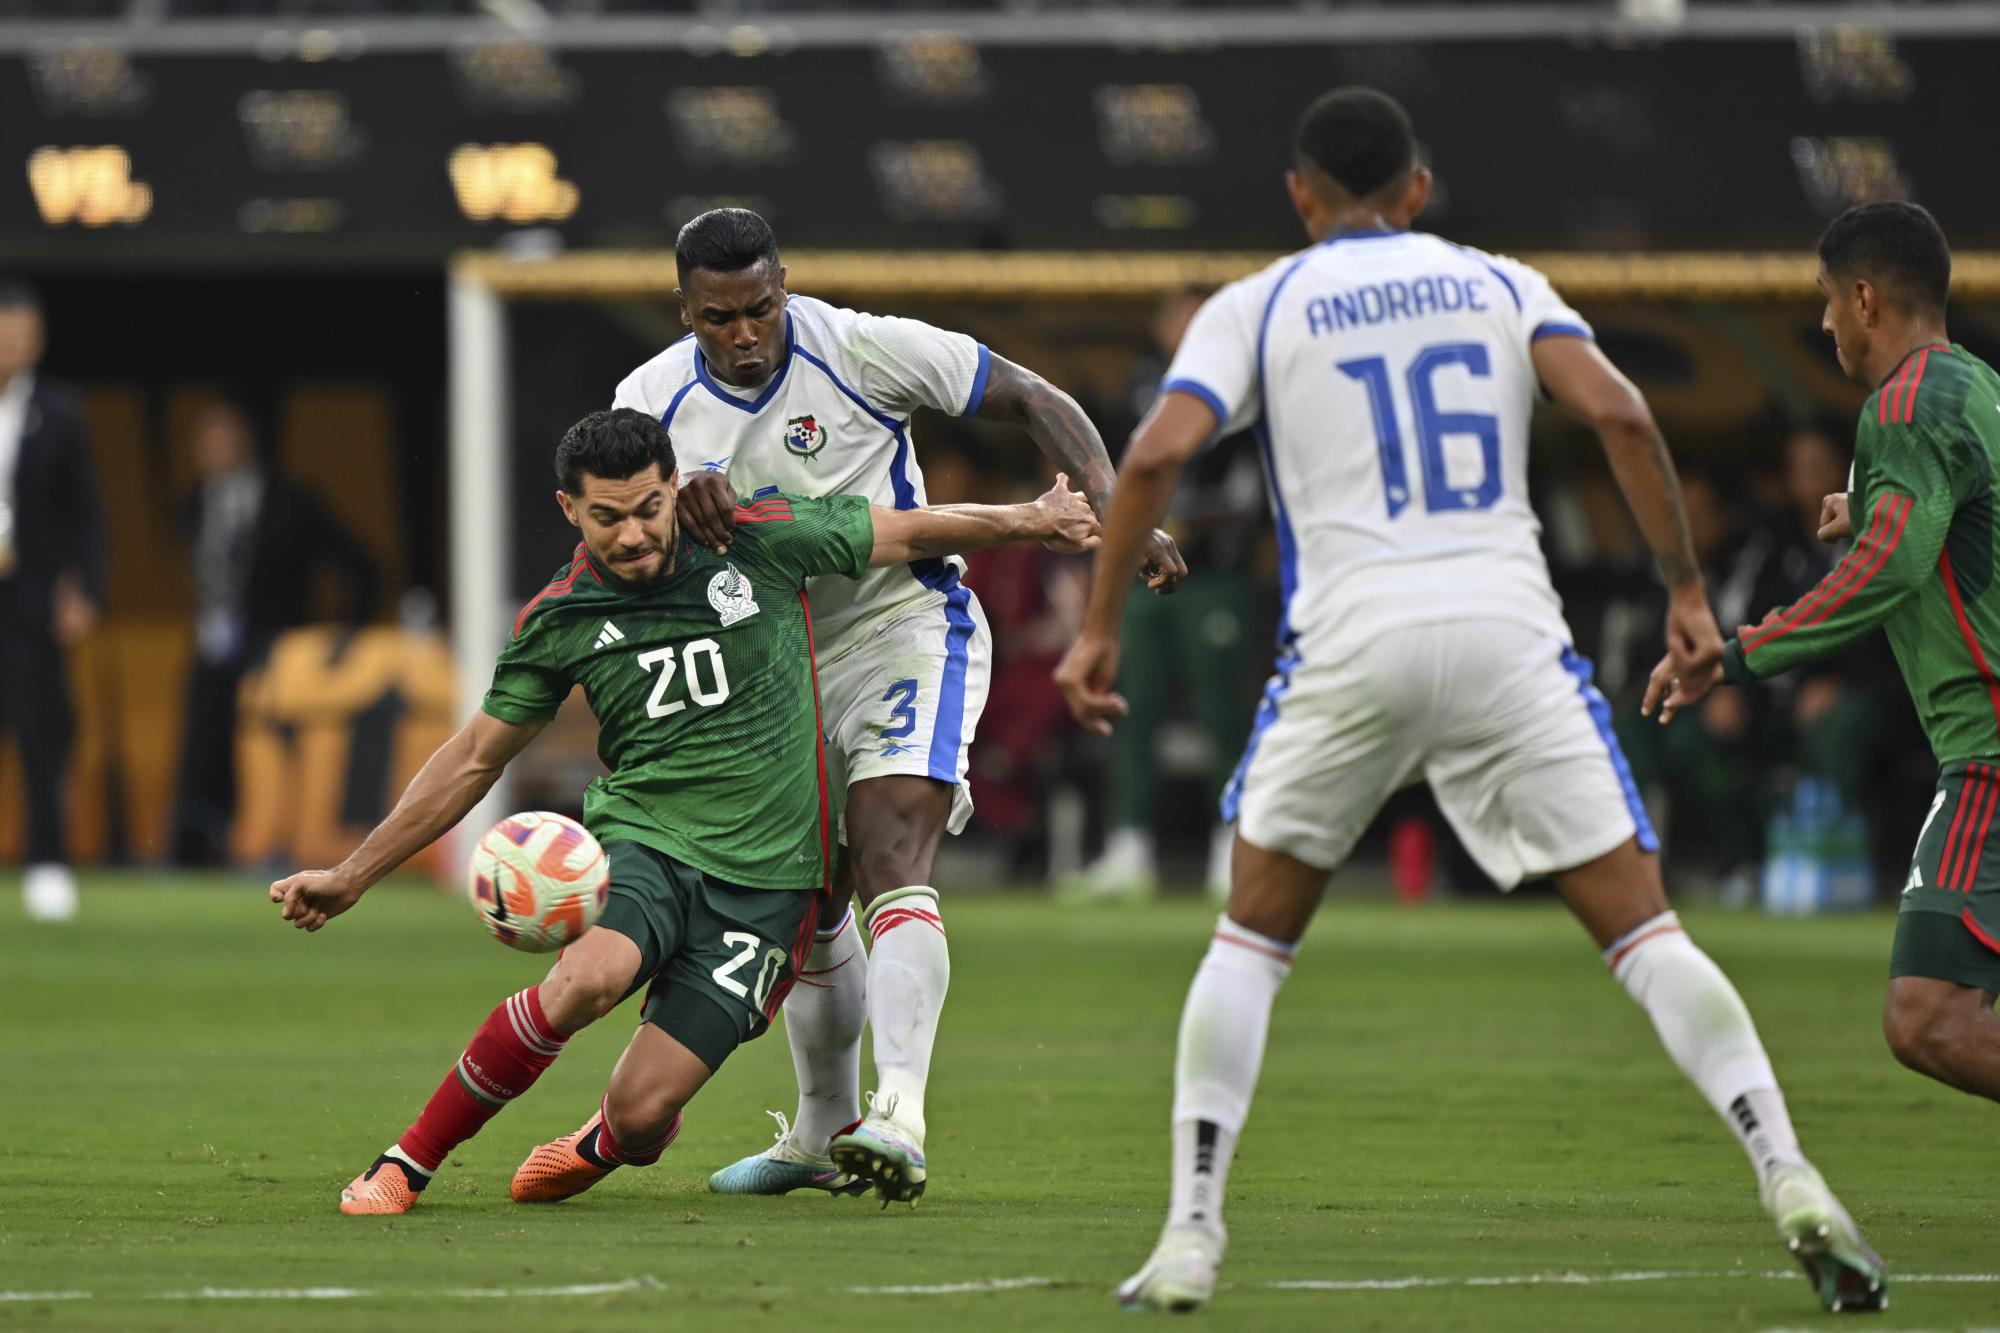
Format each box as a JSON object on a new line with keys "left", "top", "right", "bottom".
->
{"left": 783, "top": 414, "right": 827, "bottom": 459}
{"left": 708, "top": 564, "right": 760, "bottom": 627}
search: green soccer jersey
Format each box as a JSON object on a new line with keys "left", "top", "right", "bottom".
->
{"left": 1723, "top": 343, "right": 2000, "bottom": 765}
{"left": 481, "top": 492, "right": 874, "bottom": 890}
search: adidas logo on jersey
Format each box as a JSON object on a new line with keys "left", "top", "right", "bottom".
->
{"left": 594, "top": 621, "right": 626, "bottom": 650}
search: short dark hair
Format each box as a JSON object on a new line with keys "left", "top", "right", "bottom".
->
{"left": 555, "top": 408, "right": 677, "bottom": 495}
{"left": 1817, "top": 201, "right": 1950, "bottom": 315}
{"left": 1294, "top": 87, "right": 1418, "bottom": 201}
{"left": 0, "top": 276, "right": 41, "bottom": 311}
{"left": 675, "top": 208, "right": 779, "bottom": 285}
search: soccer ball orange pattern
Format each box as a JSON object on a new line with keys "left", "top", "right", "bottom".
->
{"left": 467, "top": 811, "right": 610, "bottom": 953}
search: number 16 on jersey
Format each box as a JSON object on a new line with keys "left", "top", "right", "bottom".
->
{"left": 1339, "top": 341, "right": 1501, "bottom": 517}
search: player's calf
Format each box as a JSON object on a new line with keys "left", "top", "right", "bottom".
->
{"left": 340, "top": 931, "right": 643, "bottom": 1215}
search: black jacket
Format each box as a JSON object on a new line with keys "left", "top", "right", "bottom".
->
{"left": 181, "top": 471, "right": 380, "bottom": 652}
{"left": 6, "top": 377, "right": 105, "bottom": 622}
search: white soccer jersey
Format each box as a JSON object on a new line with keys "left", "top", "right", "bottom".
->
{"left": 1165, "top": 228, "right": 1590, "bottom": 650}
{"left": 614, "top": 294, "right": 991, "bottom": 657}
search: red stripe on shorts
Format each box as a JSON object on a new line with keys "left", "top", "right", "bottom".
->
{"left": 1953, "top": 767, "right": 2000, "bottom": 893}
{"left": 1940, "top": 766, "right": 1984, "bottom": 891}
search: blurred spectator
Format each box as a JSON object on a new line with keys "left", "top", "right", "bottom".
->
{"left": 1067, "top": 288, "right": 1264, "bottom": 898}
{"left": 171, "top": 394, "right": 379, "bottom": 865}
{"left": 964, "top": 537, "right": 1089, "bottom": 877}
{"left": 1616, "top": 420, "right": 1900, "bottom": 894}
{"left": 0, "top": 278, "right": 103, "bottom": 922}
{"left": 1615, "top": 470, "right": 1775, "bottom": 880}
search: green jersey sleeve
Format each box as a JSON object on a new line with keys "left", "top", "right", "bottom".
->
{"left": 481, "top": 571, "right": 579, "bottom": 724}
{"left": 1723, "top": 414, "right": 1961, "bottom": 683}
{"left": 728, "top": 492, "right": 875, "bottom": 586}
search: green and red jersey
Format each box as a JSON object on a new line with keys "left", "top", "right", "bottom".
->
{"left": 1723, "top": 343, "right": 2000, "bottom": 766}
{"left": 481, "top": 493, "right": 875, "bottom": 890}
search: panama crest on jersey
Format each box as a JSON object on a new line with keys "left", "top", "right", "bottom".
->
{"left": 708, "top": 563, "right": 760, "bottom": 627}
{"left": 783, "top": 414, "right": 828, "bottom": 460}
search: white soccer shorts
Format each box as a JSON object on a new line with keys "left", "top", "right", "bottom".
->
{"left": 1223, "top": 618, "right": 1656, "bottom": 887}
{"left": 814, "top": 571, "right": 993, "bottom": 841}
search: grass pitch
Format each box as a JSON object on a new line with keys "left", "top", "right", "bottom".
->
{"left": 2, "top": 877, "right": 1996, "bottom": 1332}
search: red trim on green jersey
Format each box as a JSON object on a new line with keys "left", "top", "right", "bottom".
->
{"left": 1879, "top": 342, "right": 1954, "bottom": 424}
{"left": 513, "top": 543, "right": 603, "bottom": 636}
{"left": 798, "top": 589, "right": 833, "bottom": 894}
{"left": 736, "top": 497, "right": 795, "bottom": 524}
{"left": 1740, "top": 498, "right": 1894, "bottom": 652}
{"left": 1878, "top": 356, "right": 1915, "bottom": 425}
{"left": 1939, "top": 547, "right": 2000, "bottom": 743}
{"left": 1894, "top": 348, "right": 1931, "bottom": 423}
{"left": 1741, "top": 495, "right": 1911, "bottom": 654}
{"left": 1952, "top": 771, "right": 2000, "bottom": 893}
{"left": 1961, "top": 908, "right": 2000, "bottom": 958}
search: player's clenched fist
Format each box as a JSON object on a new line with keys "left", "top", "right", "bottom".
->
{"left": 1817, "top": 492, "right": 1852, "bottom": 543}
{"left": 270, "top": 868, "right": 365, "bottom": 932}
{"left": 1035, "top": 472, "right": 1103, "bottom": 554}
{"left": 1139, "top": 529, "right": 1188, "bottom": 594}
{"left": 1054, "top": 631, "right": 1129, "bottom": 737}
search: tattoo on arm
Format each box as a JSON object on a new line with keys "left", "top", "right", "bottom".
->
{"left": 975, "top": 355, "right": 1118, "bottom": 516}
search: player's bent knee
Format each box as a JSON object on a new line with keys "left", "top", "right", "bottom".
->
{"left": 539, "top": 950, "right": 634, "bottom": 1032}
{"left": 1882, "top": 979, "right": 1957, "bottom": 1074}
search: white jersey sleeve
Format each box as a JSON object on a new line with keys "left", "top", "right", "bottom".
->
{"left": 1160, "top": 266, "right": 1284, "bottom": 437}
{"left": 832, "top": 308, "right": 991, "bottom": 419}
{"left": 611, "top": 368, "right": 649, "bottom": 412}
{"left": 1484, "top": 252, "right": 1593, "bottom": 349}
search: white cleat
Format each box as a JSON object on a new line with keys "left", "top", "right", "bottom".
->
{"left": 707, "top": 1111, "right": 868, "bottom": 1196}
{"left": 24, "top": 863, "right": 78, "bottom": 923}
{"left": 1118, "top": 1225, "right": 1222, "bottom": 1313}
{"left": 1765, "top": 1162, "right": 1888, "bottom": 1314}
{"left": 828, "top": 1093, "right": 927, "bottom": 1205}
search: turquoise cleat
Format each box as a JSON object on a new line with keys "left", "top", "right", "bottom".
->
{"left": 707, "top": 1111, "right": 867, "bottom": 1196}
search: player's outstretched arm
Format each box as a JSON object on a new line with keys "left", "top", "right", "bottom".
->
{"left": 1534, "top": 336, "right": 1723, "bottom": 678}
{"left": 976, "top": 354, "right": 1188, "bottom": 592}
{"left": 865, "top": 474, "right": 1099, "bottom": 566}
{"left": 1055, "top": 391, "right": 1215, "bottom": 736}
{"left": 269, "top": 710, "right": 545, "bottom": 931}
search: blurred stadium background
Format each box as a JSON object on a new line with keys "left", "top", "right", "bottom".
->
{"left": 2, "top": 0, "right": 1994, "bottom": 910}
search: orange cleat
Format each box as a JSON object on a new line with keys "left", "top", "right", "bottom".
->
{"left": 339, "top": 1154, "right": 427, "bottom": 1215}
{"left": 512, "top": 1115, "right": 614, "bottom": 1203}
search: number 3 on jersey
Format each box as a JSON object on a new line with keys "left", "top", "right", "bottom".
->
{"left": 1339, "top": 341, "right": 1501, "bottom": 518}
{"left": 638, "top": 639, "right": 731, "bottom": 718}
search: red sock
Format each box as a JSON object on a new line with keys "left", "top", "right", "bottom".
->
{"left": 592, "top": 1095, "right": 682, "bottom": 1167}
{"left": 395, "top": 988, "right": 567, "bottom": 1173}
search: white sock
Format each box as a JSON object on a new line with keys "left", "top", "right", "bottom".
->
{"left": 1606, "top": 912, "right": 1805, "bottom": 1193}
{"left": 781, "top": 905, "right": 868, "bottom": 1154}
{"left": 1166, "top": 915, "right": 1297, "bottom": 1245}
{"left": 865, "top": 887, "right": 949, "bottom": 1140}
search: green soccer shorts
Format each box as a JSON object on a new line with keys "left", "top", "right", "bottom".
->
{"left": 1891, "top": 761, "right": 2000, "bottom": 994}
{"left": 594, "top": 840, "right": 823, "bottom": 1071}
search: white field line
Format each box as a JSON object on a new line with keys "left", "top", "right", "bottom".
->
{"left": 848, "top": 1276, "right": 1058, "bottom": 1295}
{"left": 1267, "top": 1270, "right": 2000, "bottom": 1292}
{"left": 4, "top": 1269, "right": 1997, "bottom": 1303}
{"left": 5, "top": 1276, "right": 668, "bottom": 1303}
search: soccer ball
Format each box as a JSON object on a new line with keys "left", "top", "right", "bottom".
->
{"left": 467, "top": 811, "right": 610, "bottom": 953}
